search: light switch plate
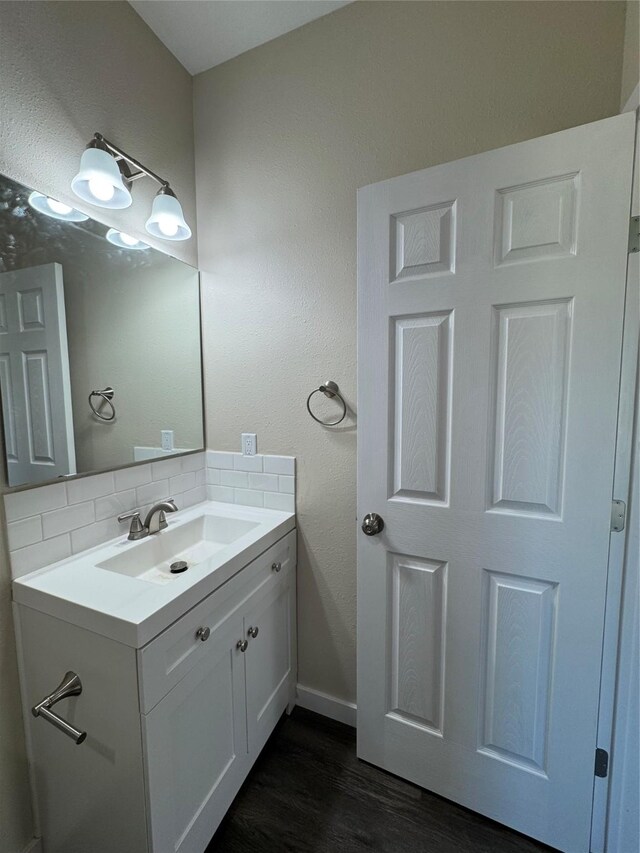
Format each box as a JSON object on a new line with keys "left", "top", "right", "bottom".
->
{"left": 242, "top": 433, "right": 257, "bottom": 456}
{"left": 161, "top": 430, "right": 174, "bottom": 452}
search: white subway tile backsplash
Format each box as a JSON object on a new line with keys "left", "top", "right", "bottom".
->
{"left": 234, "top": 488, "right": 264, "bottom": 507}
{"left": 114, "top": 463, "right": 151, "bottom": 492}
{"left": 95, "top": 489, "right": 136, "bottom": 522}
{"left": 11, "top": 534, "right": 71, "bottom": 578}
{"left": 71, "top": 517, "right": 121, "bottom": 554}
{"left": 264, "top": 492, "right": 295, "bottom": 512}
{"left": 181, "top": 484, "right": 207, "bottom": 508}
{"left": 42, "top": 501, "right": 95, "bottom": 539}
{"left": 278, "top": 476, "right": 295, "bottom": 494}
{"left": 169, "top": 471, "right": 197, "bottom": 495}
{"left": 7, "top": 516, "right": 43, "bottom": 551}
{"left": 181, "top": 452, "right": 205, "bottom": 474}
{"left": 67, "top": 472, "right": 114, "bottom": 505}
{"left": 4, "top": 450, "right": 294, "bottom": 579}
{"left": 233, "top": 454, "right": 263, "bottom": 473}
{"left": 248, "top": 472, "right": 279, "bottom": 492}
{"left": 206, "top": 451, "right": 235, "bottom": 469}
{"left": 220, "top": 470, "right": 248, "bottom": 488}
{"left": 136, "top": 479, "right": 170, "bottom": 506}
{"left": 263, "top": 455, "right": 295, "bottom": 475}
{"left": 207, "top": 484, "right": 235, "bottom": 503}
{"left": 5, "top": 482, "right": 67, "bottom": 522}
{"left": 151, "top": 456, "right": 183, "bottom": 481}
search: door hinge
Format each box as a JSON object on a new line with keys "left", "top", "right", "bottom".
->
{"left": 595, "top": 748, "right": 609, "bottom": 778}
{"left": 611, "top": 500, "right": 626, "bottom": 533}
{"left": 630, "top": 216, "right": 640, "bottom": 254}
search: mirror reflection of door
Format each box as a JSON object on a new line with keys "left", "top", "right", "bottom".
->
{"left": 0, "top": 262, "right": 76, "bottom": 485}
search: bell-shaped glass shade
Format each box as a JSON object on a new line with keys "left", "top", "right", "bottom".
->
{"left": 28, "top": 192, "right": 89, "bottom": 222}
{"left": 105, "top": 228, "right": 149, "bottom": 250}
{"left": 145, "top": 191, "right": 191, "bottom": 241}
{"left": 71, "top": 147, "right": 132, "bottom": 209}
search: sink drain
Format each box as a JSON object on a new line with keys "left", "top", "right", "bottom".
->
{"left": 170, "top": 560, "right": 188, "bottom": 574}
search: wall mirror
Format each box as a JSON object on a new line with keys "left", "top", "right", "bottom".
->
{"left": 0, "top": 171, "right": 204, "bottom": 488}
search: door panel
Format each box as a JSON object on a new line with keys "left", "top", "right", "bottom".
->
{"left": 143, "top": 611, "right": 248, "bottom": 853}
{"left": 357, "top": 114, "right": 635, "bottom": 852}
{"left": 244, "top": 573, "right": 293, "bottom": 756}
{"left": 0, "top": 263, "right": 75, "bottom": 484}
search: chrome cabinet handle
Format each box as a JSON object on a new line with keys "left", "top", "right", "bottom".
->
{"left": 362, "top": 512, "right": 384, "bottom": 536}
{"left": 272, "top": 561, "right": 282, "bottom": 572}
{"left": 32, "top": 671, "right": 86, "bottom": 745}
{"left": 248, "top": 626, "right": 259, "bottom": 639}
{"left": 196, "top": 626, "right": 210, "bottom": 642}
{"left": 237, "top": 639, "right": 248, "bottom": 652}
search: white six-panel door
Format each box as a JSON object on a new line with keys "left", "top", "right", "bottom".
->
{"left": 357, "top": 114, "right": 635, "bottom": 852}
{"left": 0, "top": 262, "right": 75, "bottom": 484}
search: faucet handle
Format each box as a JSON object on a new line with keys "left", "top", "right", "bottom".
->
{"left": 118, "top": 509, "right": 140, "bottom": 523}
{"left": 117, "top": 510, "right": 145, "bottom": 540}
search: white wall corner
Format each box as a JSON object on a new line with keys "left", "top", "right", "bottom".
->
{"left": 295, "top": 684, "right": 357, "bottom": 728}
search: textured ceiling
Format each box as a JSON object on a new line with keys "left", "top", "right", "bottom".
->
{"left": 129, "top": 0, "right": 352, "bottom": 75}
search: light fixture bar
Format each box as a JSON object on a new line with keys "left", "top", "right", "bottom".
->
{"left": 92, "top": 133, "right": 169, "bottom": 189}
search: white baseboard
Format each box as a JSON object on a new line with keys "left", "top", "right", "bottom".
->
{"left": 295, "top": 684, "right": 357, "bottom": 728}
{"left": 21, "top": 838, "right": 42, "bottom": 853}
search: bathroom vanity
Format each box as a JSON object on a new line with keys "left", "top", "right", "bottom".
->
{"left": 13, "top": 501, "right": 297, "bottom": 853}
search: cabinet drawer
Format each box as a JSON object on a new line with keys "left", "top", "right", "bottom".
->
{"left": 138, "top": 529, "right": 296, "bottom": 713}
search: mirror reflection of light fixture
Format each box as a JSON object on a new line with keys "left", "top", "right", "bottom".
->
{"left": 105, "top": 228, "right": 149, "bottom": 250}
{"left": 71, "top": 133, "right": 191, "bottom": 241}
{"left": 145, "top": 188, "right": 192, "bottom": 241}
{"left": 28, "top": 191, "right": 89, "bottom": 222}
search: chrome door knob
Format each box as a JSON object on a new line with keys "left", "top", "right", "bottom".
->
{"left": 362, "top": 512, "right": 384, "bottom": 536}
{"left": 196, "top": 626, "right": 210, "bottom": 642}
{"left": 248, "top": 626, "right": 259, "bottom": 639}
{"left": 237, "top": 639, "right": 249, "bottom": 652}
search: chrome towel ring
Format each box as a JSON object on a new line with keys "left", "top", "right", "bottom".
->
{"left": 306, "top": 380, "right": 347, "bottom": 426}
{"left": 89, "top": 386, "right": 116, "bottom": 421}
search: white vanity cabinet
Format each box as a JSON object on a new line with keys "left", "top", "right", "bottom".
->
{"left": 15, "top": 528, "right": 296, "bottom": 853}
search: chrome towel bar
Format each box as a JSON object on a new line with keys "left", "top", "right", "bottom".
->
{"left": 32, "top": 671, "right": 86, "bottom": 745}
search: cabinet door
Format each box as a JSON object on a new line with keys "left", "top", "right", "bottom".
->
{"left": 244, "top": 572, "right": 294, "bottom": 756}
{"left": 143, "top": 610, "right": 249, "bottom": 853}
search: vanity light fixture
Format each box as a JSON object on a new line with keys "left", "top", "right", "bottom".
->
{"left": 105, "top": 228, "right": 149, "bottom": 250}
{"left": 28, "top": 191, "right": 89, "bottom": 222}
{"left": 145, "top": 187, "right": 192, "bottom": 241}
{"left": 71, "top": 133, "right": 192, "bottom": 241}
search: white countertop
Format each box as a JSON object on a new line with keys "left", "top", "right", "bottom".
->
{"left": 12, "top": 501, "right": 295, "bottom": 648}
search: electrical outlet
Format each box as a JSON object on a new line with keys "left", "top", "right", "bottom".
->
{"left": 161, "top": 430, "right": 174, "bottom": 452}
{"left": 242, "top": 433, "right": 257, "bottom": 456}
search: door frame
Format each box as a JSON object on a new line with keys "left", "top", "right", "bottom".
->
{"left": 591, "top": 100, "right": 640, "bottom": 852}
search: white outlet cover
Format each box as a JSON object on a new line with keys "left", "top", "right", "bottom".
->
{"left": 242, "top": 433, "right": 257, "bottom": 456}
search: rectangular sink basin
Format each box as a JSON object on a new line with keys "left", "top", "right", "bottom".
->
{"left": 97, "top": 514, "right": 260, "bottom": 585}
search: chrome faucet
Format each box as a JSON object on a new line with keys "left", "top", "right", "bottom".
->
{"left": 118, "top": 499, "right": 178, "bottom": 540}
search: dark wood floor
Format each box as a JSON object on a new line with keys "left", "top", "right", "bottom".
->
{"left": 207, "top": 707, "right": 555, "bottom": 853}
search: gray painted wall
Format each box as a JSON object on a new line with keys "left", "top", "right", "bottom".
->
{"left": 194, "top": 0, "right": 627, "bottom": 707}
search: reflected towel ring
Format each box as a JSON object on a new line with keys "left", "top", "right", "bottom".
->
{"left": 306, "top": 380, "right": 347, "bottom": 427}
{"left": 89, "top": 387, "right": 116, "bottom": 421}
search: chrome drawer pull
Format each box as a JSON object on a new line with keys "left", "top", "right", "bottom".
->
{"left": 271, "top": 561, "right": 282, "bottom": 572}
{"left": 196, "top": 626, "right": 210, "bottom": 642}
{"left": 237, "top": 639, "right": 248, "bottom": 652}
{"left": 248, "top": 626, "right": 259, "bottom": 639}
{"left": 32, "top": 671, "right": 86, "bottom": 745}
